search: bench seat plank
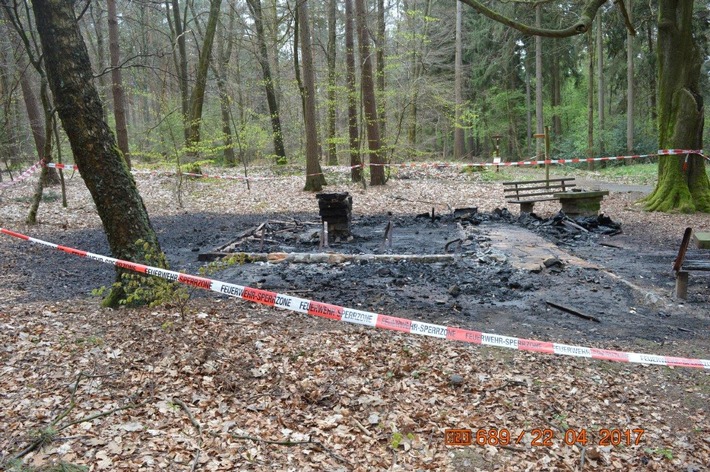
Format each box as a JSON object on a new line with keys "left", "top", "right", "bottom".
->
{"left": 502, "top": 178, "right": 572, "bottom": 185}
{"left": 507, "top": 198, "right": 559, "bottom": 204}
{"left": 503, "top": 183, "right": 576, "bottom": 192}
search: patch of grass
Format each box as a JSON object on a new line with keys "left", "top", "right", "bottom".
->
{"left": 645, "top": 447, "right": 673, "bottom": 460}
{"left": 477, "top": 169, "right": 518, "bottom": 182}
{"left": 5, "top": 462, "right": 89, "bottom": 472}
{"left": 593, "top": 163, "right": 659, "bottom": 184}
{"left": 74, "top": 335, "right": 103, "bottom": 347}
{"left": 12, "top": 192, "right": 60, "bottom": 204}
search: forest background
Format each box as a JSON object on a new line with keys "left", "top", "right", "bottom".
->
{"left": 1, "top": 0, "right": 708, "bottom": 179}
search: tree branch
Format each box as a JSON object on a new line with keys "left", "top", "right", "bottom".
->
{"left": 614, "top": 0, "right": 637, "bottom": 36}
{"left": 458, "top": 0, "right": 607, "bottom": 38}
{"left": 230, "top": 433, "right": 352, "bottom": 466}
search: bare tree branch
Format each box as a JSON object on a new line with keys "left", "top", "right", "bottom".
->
{"left": 614, "top": 0, "right": 637, "bottom": 36}
{"left": 458, "top": 0, "right": 607, "bottom": 38}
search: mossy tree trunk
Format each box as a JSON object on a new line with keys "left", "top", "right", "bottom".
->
{"left": 31, "top": 0, "right": 165, "bottom": 305}
{"left": 644, "top": 0, "right": 709, "bottom": 213}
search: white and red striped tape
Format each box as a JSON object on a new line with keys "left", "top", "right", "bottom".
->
{"left": 0, "top": 161, "right": 43, "bottom": 189}
{"left": 1, "top": 227, "right": 708, "bottom": 370}
{"left": 657, "top": 149, "right": 703, "bottom": 155}
{"left": 36, "top": 150, "right": 710, "bottom": 179}
{"left": 13, "top": 150, "right": 710, "bottom": 186}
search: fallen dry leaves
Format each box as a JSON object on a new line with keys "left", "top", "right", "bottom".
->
{"left": 1, "top": 299, "right": 708, "bottom": 471}
{"left": 1, "top": 164, "right": 709, "bottom": 471}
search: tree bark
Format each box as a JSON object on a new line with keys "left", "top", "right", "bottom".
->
{"left": 247, "top": 0, "right": 286, "bottom": 161}
{"left": 31, "top": 0, "right": 165, "bottom": 304}
{"left": 646, "top": 19, "right": 657, "bottom": 124}
{"left": 644, "top": 0, "right": 709, "bottom": 212}
{"left": 298, "top": 0, "right": 325, "bottom": 191}
{"left": 587, "top": 27, "right": 595, "bottom": 170}
{"left": 186, "top": 0, "right": 222, "bottom": 151}
{"left": 535, "top": 5, "right": 543, "bottom": 158}
{"left": 550, "top": 51, "right": 562, "bottom": 138}
{"left": 626, "top": 0, "right": 633, "bottom": 153}
{"left": 215, "top": 8, "right": 237, "bottom": 166}
{"left": 525, "top": 44, "right": 532, "bottom": 156}
{"left": 459, "top": 0, "right": 606, "bottom": 38}
{"left": 355, "top": 0, "right": 385, "bottom": 185}
{"left": 376, "top": 0, "right": 386, "bottom": 142}
{"left": 596, "top": 14, "right": 605, "bottom": 156}
{"left": 107, "top": 0, "right": 131, "bottom": 168}
{"left": 326, "top": 0, "right": 338, "bottom": 165}
{"left": 19, "top": 71, "right": 46, "bottom": 163}
{"left": 89, "top": 3, "right": 108, "bottom": 123}
{"left": 169, "top": 0, "right": 189, "bottom": 139}
{"left": 344, "top": 0, "right": 362, "bottom": 182}
{"left": 453, "top": 0, "right": 465, "bottom": 159}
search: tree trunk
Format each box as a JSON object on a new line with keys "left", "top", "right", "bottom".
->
{"left": 355, "top": 0, "right": 385, "bottom": 185}
{"left": 550, "top": 52, "right": 562, "bottom": 138}
{"left": 453, "top": 0, "right": 465, "bottom": 159}
{"left": 587, "top": 27, "right": 594, "bottom": 170}
{"left": 646, "top": 19, "right": 657, "bottom": 124}
{"left": 247, "top": 0, "right": 286, "bottom": 161}
{"left": 344, "top": 0, "right": 362, "bottom": 182}
{"left": 31, "top": 0, "right": 165, "bottom": 304}
{"left": 265, "top": 0, "right": 283, "bottom": 106}
{"left": 326, "top": 0, "right": 338, "bottom": 165}
{"left": 89, "top": 3, "right": 108, "bottom": 123}
{"left": 535, "top": 5, "right": 543, "bottom": 158}
{"left": 596, "top": 14, "right": 605, "bottom": 157}
{"left": 169, "top": 0, "right": 189, "bottom": 140}
{"left": 215, "top": 8, "right": 236, "bottom": 166}
{"left": 525, "top": 41, "right": 532, "bottom": 156}
{"left": 645, "top": 0, "right": 709, "bottom": 212}
{"left": 186, "top": 0, "right": 222, "bottom": 151}
{"left": 19, "top": 71, "right": 46, "bottom": 163}
{"left": 298, "top": 0, "right": 326, "bottom": 191}
{"left": 376, "top": 0, "right": 386, "bottom": 142}
{"left": 626, "top": 0, "right": 634, "bottom": 153}
{"left": 107, "top": 0, "right": 131, "bottom": 168}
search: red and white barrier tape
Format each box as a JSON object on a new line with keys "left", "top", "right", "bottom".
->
{"left": 36, "top": 150, "right": 710, "bottom": 181}
{"left": 1, "top": 227, "right": 708, "bottom": 370}
{"left": 375, "top": 153, "right": 655, "bottom": 169}
{"left": 0, "top": 161, "right": 43, "bottom": 189}
{"left": 657, "top": 149, "right": 703, "bottom": 155}
{"left": 44, "top": 163, "right": 79, "bottom": 171}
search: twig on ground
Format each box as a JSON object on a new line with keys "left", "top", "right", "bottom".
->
{"left": 172, "top": 398, "right": 202, "bottom": 435}
{"left": 352, "top": 418, "right": 372, "bottom": 437}
{"left": 546, "top": 301, "right": 601, "bottom": 323}
{"left": 173, "top": 398, "right": 203, "bottom": 472}
{"left": 231, "top": 433, "right": 352, "bottom": 467}
{"left": 482, "top": 380, "right": 527, "bottom": 398}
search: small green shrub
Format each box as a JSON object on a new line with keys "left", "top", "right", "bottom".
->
{"left": 115, "top": 240, "right": 191, "bottom": 315}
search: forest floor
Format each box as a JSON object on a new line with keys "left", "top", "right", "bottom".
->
{"left": 0, "top": 163, "right": 709, "bottom": 471}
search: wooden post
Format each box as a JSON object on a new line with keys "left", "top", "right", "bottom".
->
{"left": 492, "top": 134, "right": 502, "bottom": 172}
{"left": 544, "top": 125, "right": 551, "bottom": 187}
{"left": 675, "top": 271, "right": 688, "bottom": 299}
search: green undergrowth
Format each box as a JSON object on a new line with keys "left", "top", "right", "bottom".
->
{"left": 96, "top": 240, "right": 191, "bottom": 314}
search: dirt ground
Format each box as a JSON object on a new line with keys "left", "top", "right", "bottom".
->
{"left": 0, "top": 165, "right": 709, "bottom": 471}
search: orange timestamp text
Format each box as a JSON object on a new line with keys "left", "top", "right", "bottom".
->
{"left": 444, "top": 428, "right": 645, "bottom": 447}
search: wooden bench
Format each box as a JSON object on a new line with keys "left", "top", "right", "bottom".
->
{"left": 672, "top": 227, "right": 710, "bottom": 299}
{"left": 503, "top": 178, "right": 576, "bottom": 213}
